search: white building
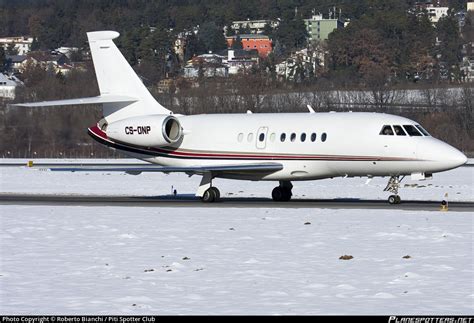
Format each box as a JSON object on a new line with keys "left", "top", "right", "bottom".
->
{"left": 183, "top": 53, "right": 228, "bottom": 78}
{"left": 5, "top": 55, "right": 28, "bottom": 73}
{"left": 223, "top": 49, "right": 259, "bottom": 75}
{"left": 229, "top": 19, "right": 279, "bottom": 34}
{"left": 426, "top": 6, "right": 449, "bottom": 23}
{"left": 0, "top": 73, "right": 22, "bottom": 100}
{"left": 55, "top": 47, "right": 80, "bottom": 59}
{"left": 468, "top": 2, "right": 474, "bottom": 11}
{"left": 0, "top": 36, "right": 34, "bottom": 55}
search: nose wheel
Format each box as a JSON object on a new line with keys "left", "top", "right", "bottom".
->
{"left": 272, "top": 181, "right": 293, "bottom": 202}
{"left": 388, "top": 194, "right": 401, "bottom": 205}
{"left": 384, "top": 176, "right": 404, "bottom": 205}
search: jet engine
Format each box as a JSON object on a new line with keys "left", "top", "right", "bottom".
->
{"left": 107, "top": 115, "right": 183, "bottom": 147}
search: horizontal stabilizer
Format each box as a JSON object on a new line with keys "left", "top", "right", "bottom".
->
{"left": 38, "top": 163, "right": 284, "bottom": 175}
{"left": 13, "top": 95, "right": 138, "bottom": 107}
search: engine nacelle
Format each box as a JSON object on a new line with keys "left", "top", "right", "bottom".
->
{"left": 107, "top": 115, "right": 183, "bottom": 147}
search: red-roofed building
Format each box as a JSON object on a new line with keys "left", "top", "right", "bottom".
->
{"left": 226, "top": 34, "right": 272, "bottom": 58}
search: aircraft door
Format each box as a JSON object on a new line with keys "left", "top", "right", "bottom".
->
{"left": 256, "top": 127, "right": 269, "bottom": 149}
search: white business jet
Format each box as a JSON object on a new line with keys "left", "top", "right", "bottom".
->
{"left": 17, "top": 31, "right": 468, "bottom": 204}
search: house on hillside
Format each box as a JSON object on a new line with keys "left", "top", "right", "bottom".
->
{"left": 220, "top": 49, "right": 259, "bottom": 75}
{"left": 0, "top": 36, "right": 34, "bottom": 55}
{"left": 173, "top": 28, "right": 200, "bottom": 63}
{"left": 413, "top": 1, "right": 449, "bottom": 23}
{"left": 0, "top": 73, "right": 22, "bottom": 100}
{"left": 183, "top": 54, "right": 229, "bottom": 78}
{"left": 55, "top": 47, "right": 80, "bottom": 59}
{"left": 5, "top": 55, "right": 27, "bottom": 74}
{"left": 25, "top": 51, "right": 71, "bottom": 74}
{"left": 304, "top": 14, "right": 344, "bottom": 43}
{"left": 225, "top": 34, "right": 272, "bottom": 57}
{"left": 228, "top": 19, "right": 279, "bottom": 35}
{"left": 468, "top": 1, "right": 474, "bottom": 11}
{"left": 276, "top": 48, "right": 324, "bottom": 81}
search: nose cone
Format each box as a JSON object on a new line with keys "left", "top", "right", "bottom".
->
{"left": 418, "top": 139, "right": 467, "bottom": 171}
{"left": 447, "top": 148, "right": 468, "bottom": 168}
{"left": 443, "top": 146, "right": 467, "bottom": 169}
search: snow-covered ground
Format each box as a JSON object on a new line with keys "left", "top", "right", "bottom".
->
{"left": 0, "top": 159, "right": 473, "bottom": 202}
{"left": 0, "top": 160, "right": 473, "bottom": 314}
{"left": 0, "top": 206, "right": 472, "bottom": 315}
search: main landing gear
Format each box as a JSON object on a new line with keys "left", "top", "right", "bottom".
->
{"left": 197, "top": 174, "right": 294, "bottom": 203}
{"left": 272, "top": 181, "right": 293, "bottom": 202}
{"left": 197, "top": 173, "right": 221, "bottom": 203}
{"left": 384, "top": 175, "right": 405, "bottom": 205}
{"left": 201, "top": 186, "right": 220, "bottom": 203}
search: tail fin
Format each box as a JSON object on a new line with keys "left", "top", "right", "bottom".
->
{"left": 87, "top": 31, "right": 171, "bottom": 122}
{"left": 15, "top": 31, "right": 171, "bottom": 123}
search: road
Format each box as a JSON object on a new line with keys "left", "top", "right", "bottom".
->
{"left": 0, "top": 193, "right": 473, "bottom": 212}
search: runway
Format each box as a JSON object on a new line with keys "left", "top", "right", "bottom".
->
{"left": 0, "top": 193, "right": 473, "bottom": 211}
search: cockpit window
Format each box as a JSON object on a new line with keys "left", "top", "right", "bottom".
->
{"left": 403, "top": 125, "right": 422, "bottom": 136}
{"left": 415, "top": 125, "right": 430, "bottom": 136}
{"left": 380, "top": 125, "right": 394, "bottom": 135}
{"left": 393, "top": 125, "right": 406, "bottom": 136}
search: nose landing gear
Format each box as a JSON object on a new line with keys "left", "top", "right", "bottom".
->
{"left": 272, "top": 181, "right": 293, "bottom": 202}
{"left": 388, "top": 194, "right": 401, "bottom": 205}
{"left": 384, "top": 175, "right": 404, "bottom": 204}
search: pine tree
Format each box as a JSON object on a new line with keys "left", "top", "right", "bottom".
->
{"left": 231, "top": 35, "right": 243, "bottom": 50}
{"left": 198, "top": 22, "right": 227, "bottom": 53}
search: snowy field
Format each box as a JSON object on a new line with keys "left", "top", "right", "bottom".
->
{"left": 0, "top": 160, "right": 473, "bottom": 314}
{"left": 1, "top": 206, "right": 473, "bottom": 315}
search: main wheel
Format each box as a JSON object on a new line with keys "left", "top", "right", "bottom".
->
{"left": 209, "top": 187, "right": 220, "bottom": 201}
{"left": 201, "top": 188, "right": 216, "bottom": 203}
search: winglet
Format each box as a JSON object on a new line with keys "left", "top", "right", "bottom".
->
{"left": 87, "top": 31, "right": 120, "bottom": 41}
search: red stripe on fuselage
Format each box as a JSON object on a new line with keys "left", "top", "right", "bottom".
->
{"left": 88, "top": 125, "right": 417, "bottom": 161}
{"left": 89, "top": 125, "right": 108, "bottom": 139}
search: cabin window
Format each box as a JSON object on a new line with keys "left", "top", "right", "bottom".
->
{"left": 380, "top": 125, "right": 394, "bottom": 135}
{"left": 415, "top": 125, "right": 430, "bottom": 136}
{"left": 403, "top": 125, "right": 422, "bottom": 136}
{"left": 270, "top": 133, "right": 276, "bottom": 142}
{"left": 393, "top": 125, "right": 406, "bottom": 136}
{"left": 237, "top": 133, "right": 244, "bottom": 142}
{"left": 290, "top": 133, "right": 296, "bottom": 142}
{"left": 301, "top": 133, "right": 306, "bottom": 142}
{"left": 321, "top": 133, "right": 327, "bottom": 142}
{"left": 247, "top": 133, "right": 254, "bottom": 142}
{"left": 259, "top": 133, "right": 265, "bottom": 142}
{"left": 280, "top": 133, "right": 286, "bottom": 142}
{"left": 311, "top": 133, "right": 317, "bottom": 142}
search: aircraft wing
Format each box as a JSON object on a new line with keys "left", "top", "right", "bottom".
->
{"left": 39, "top": 162, "right": 284, "bottom": 176}
{"left": 13, "top": 95, "right": 138, "bottom": 107}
